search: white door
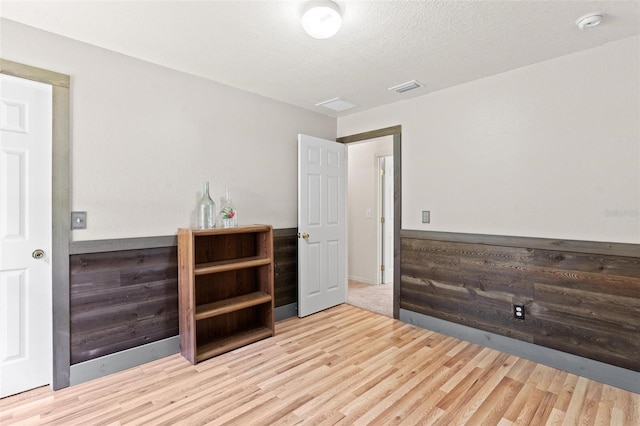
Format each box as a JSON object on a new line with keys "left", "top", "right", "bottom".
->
{"left": 381, "top": 156, "right": 394, "bottom": 284}
{"left": 0, "top": 74, "right": 53, "bottom": 398}
{"left": 297, "top": 134, "right": 346, "bottom": 317}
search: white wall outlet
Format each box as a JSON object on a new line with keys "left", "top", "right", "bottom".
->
{"left": 422, "top": 210, "right": 430, "bottom": 223}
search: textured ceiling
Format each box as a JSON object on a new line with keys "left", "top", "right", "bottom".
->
{"left": 1, "top": 1, "right": 639, "bottom": 117}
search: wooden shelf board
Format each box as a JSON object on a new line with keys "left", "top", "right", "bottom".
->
{"left": 195, "top": 256, "right": 271, "bottom": 275}
{"left": 195, "top": 327, "right": 273, "bottom": 362}
{"left": 195, "top": 292, "right": 272, "bottom": 321}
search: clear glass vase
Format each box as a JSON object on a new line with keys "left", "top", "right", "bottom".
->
{"left": 217, "top": 188, "right": 238, "bottom": 228}
{"left": 197, "top": 182, "right": 216, "bottom": 229}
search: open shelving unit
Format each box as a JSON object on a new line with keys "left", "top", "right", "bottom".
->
{"left": 177, "top": 225, "right": 274, "bottom": 364}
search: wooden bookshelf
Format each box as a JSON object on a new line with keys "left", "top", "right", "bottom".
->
{"left": 178, "top": 225, "right": 274, "bottom": 364}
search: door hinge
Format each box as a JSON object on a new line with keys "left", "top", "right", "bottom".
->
{"left": 380, "top": 169, "right": 385, "bottom": 177}
{"left": 381, "top": 217, "right": 385, "bottom": 224}
{"left": 381, "top": 265, "right": 385, "bottom": 272}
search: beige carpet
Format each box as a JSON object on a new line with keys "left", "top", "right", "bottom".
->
{"left": 347, "top": 279, "right": 393, "bottom": 317}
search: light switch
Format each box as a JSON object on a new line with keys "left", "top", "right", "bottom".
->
{"left": 422, "top": 211, "right": 430, "bottom": 223}
{"left": 71, "top": 211, "right": 87, "bottom": 230}
{"left": 365, "top": 208, "right": 373, "bottom": 218}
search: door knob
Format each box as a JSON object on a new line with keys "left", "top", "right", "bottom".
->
{"left": 297, "top": 232, "right": 310, "bottom": 240}
{"left": 32, "top": 249, "right": 45, "bottom": 259}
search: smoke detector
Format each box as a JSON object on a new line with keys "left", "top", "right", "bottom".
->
{"left": 575, "top": 12, "right": 604, "bottom": 30}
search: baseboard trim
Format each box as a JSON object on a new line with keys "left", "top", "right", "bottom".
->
{"left": 69, "top": 336, "right": 180, "bottom": 386}
{"left": 275, "top": 303, "right": 297, "bottom": 321}
{"left": 399, "top": 309, "right": 640, "bottom": 394}
{"left": 348, "top": 275, "right": 374, "bottom": 285}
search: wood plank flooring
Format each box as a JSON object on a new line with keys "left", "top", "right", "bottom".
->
{"left": 1, "top": 305, "right": 639, "bottom": 425}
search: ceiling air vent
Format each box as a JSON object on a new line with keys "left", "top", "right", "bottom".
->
{"left": 315, "top": 97, "right": 357, "bottom": 112}
{"left": 388, "top": 80, "right": 424, "bottom": 94}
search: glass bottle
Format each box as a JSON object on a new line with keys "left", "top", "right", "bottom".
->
{"left": 197, "top": 182, "right": 216, "bottom": 229}
{"left": 218, "top": 188, "right": 238, "bottom": 228}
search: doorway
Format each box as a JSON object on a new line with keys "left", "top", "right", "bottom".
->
{"left": 337, "top": 126, "right": 401, "bottom": 319}
{"left": 345, "top": 137, "right": 393, "bottom": 317}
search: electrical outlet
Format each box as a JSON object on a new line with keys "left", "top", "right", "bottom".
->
{"left": 513, "top": 303, "right": 525, "bottom": 320}
{"left": 422, "top": 210, "right": 430, "bottom": 223}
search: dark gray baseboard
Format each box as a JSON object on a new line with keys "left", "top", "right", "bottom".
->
{"left": 70, "top": 336, "right": 180, "bottom": 386}
{"left": 400, "top": 309, "right": 640, "bottom": 394}
{"left": 275, "top": 302, "right": 298, "bottom": 321}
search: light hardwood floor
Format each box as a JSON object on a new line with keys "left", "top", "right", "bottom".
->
{"left": 1, "top": 304, "right": 638, "bottom": 425}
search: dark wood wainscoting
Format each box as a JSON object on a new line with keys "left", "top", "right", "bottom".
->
{"left": 70, "top": 247, "right": 179, "bottom": 364}
{"left": 69, "top": 228, "right": 298, "bottom": 364}
{"left": 273, "top": 229, "right": 298, "bottom": 307}
{"left": 400, "top": 230, "right": 640, "bottom": 372}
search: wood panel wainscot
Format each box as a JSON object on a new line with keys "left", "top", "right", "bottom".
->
{"left": 69, "top": 247, "right": 179, "bottom": 365}
{"left": 273, "top": 230, "right": 297, "bottom": 307}
{"left": 400, "top": 230, "right": 640, "bottom": 372}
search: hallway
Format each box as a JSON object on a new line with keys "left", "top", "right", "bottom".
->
{"left": 347, "top": 279, "right": 393, "bottom": 318}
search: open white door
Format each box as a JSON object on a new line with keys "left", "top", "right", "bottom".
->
{"left": 297, "top": 134, "right": 346, "bottom": 317}
{"left": 0, "top": 74, "right": 53, "bottom": 398}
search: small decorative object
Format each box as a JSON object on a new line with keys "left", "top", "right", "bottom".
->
{"left": 217, "top": 188, "right": 238, "bottom": 228}
{"left": 197, "top": 182, "right": 216, "bottom": 229}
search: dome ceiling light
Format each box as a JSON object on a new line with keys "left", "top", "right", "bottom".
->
{"left": 301, "top": 0, "right": 342, "bottom": 39}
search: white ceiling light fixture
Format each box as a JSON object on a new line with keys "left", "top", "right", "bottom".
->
{"left": 575, "top": 12, "right": 604, "bottom": 30}
{"left": 301, "top": 0, "right": 342, "bottom": 39}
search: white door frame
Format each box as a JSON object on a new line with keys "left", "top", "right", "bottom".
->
{"left": 0, "top": 60, "right": 71, "bottom": 390}
{"left": 337, "top": 126, "right": 401, "bottom": 318}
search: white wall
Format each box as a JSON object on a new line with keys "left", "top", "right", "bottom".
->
{"left": 1, "top": 19, "right": 336, "bottom": 241}
{"left": 347, "top": 136, "right": 393, "bottom": 284}
{"left": 338, "top": 36, "right": 640, "bottom": 244}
